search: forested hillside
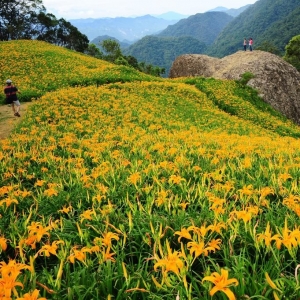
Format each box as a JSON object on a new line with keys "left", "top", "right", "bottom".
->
{"left": 207, "top": 0, "right": 300, "bottom": 57}
{"left": 124, "top": 35, "right": 207, "bottom": 76}
{"left": 221, "top": 4, "right": 251, "bottom": 17}
{"left": 157, "top": 12, "right": 234, "bottom": 46}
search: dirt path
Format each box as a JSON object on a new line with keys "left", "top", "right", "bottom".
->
{"left": 0, "top": 102, "right": 32, "bottom": 140}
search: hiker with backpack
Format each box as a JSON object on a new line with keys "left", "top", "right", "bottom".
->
{"left": 4, "top": 79, "right": 21, "bottom": 117}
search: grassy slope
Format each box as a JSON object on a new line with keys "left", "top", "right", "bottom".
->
{"left": 0, "top": 40, "right": 159, "bottom": 101}
{"left": 1, "top": 40, "right": 300, "bottom": 299}
{"left": 1, "top": 40, "right": 299, "bottom": 138}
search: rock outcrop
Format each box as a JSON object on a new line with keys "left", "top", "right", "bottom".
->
{"left": 169, "top": 51, "right": 300, "bottom": 125}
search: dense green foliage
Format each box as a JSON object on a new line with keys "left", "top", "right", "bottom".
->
{"left": 124, "top": 35, "right": 207, "bottom": 77}
{"left": 257, "top": 6, "right": 300, "bottom": 56}
{"left": 157, "top": 12, "right": 233, "bottom": 46}
{"left": 207, "top": 0, "right": 300, "bottom": 57}
{"left": 90, "top": 39, "right": 166, "bottom": 77}
{"left": 284, "top": 35, "right": 300, "bottom": 71}
{"left": 0, "top": 0, "right": 89, "bottom": 52}
{"left": 90, "top": 35, "right": 132, "bottom": 50}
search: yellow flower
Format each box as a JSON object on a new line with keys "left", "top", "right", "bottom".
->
{"left": 25, "top": 222, "right": 52, "bottom": 249}
{"left": 154, "top": 240, "right": 184, "bottom": 276}
{"left": 43, "top": 188, "right": 58, "bottom": 197}
{"left": 174, "top": 228, "right": 192, "bottom": 242}
{"left": 58, "top": 204, "right": 72, "bottom": 214}
{"left": 278, "top": 173, "right": 292, "bottom": 182}
{"left": 273, "top": 219, "right": 300, "bottom": 251}
{"left": 0, "top": 259, "right": 31, "bottom": 280}
{"left": 0, "top": 277, "right": 23, "bottom": 298}
{"left": 17, "top": 289, "right": 47, "bottom": 300}
{"left": 168, "top": 174, "right": 185, "bottom": 184}
{"left": 34, "top": 180, "right": 46, "bottom": 187}
{"left": 208, "top": 239, "right": 222, "bottom": 251}
{"left": 202, "top": 268, "right": 238, "bottom": 300}
{"left": 238, "top": 184, "right": 253, "bottom": 196}
{"left": 256, "top": 222, "right": 278, "bottom": 248}
{"left": 101, "top": 232, "right": 119, "bottom": 248}
{"left": 231, "top": 210, "right": 252, "bottom": 223}
{"left": 80, "top": 209, "right": 96, "bottom": 223}
{"left": 102, "top": 248, "right": 116, "bottom": 262}
{"left": 187, "top": 241, "right": 215, "bottom": 258}
{"left": 128, "top": 172, "right": 141, "bottom": 185}
{"left": 0, "top": 197, "right": 18, "bottom": 208}
{"left": 0, "top": 236, "right": 8, "bottom": 251}
{"left": 68, "top": 247, "right": 92, "bottom": 264}
{"left": 36, "top": 240, "right": 64, "bottom": 257}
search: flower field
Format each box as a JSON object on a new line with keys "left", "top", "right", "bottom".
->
{"left": 1, "top": 40, "right": 300, "bottom": 299}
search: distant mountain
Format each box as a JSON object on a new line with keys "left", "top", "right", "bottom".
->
{"left": 225, "top": 5, "right": 252, "bottom": 17}
{"left": 208, "top": 5, "right": 251, "bottom": 17}
{"left": 157, "top": 12, "right": 234, "bottom": 46}
{"left": 69, "top": 15, "right": 178, "bottom": 41}
{"left": 208, "top": 0, "right": 300, "bottom": 57}
{"left": 90, "top": 35, "right": 132, "bottom": 50}
{"left": 208, "top": 6, "right": 228, "bottom": 12}
{"left": 151, "top": 11, "right": 190, "bottom": 20}
{"left": 124, "top": 35, "right": 207, "bottom": 76}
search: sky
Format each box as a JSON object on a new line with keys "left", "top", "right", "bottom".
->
{"left": 42, "top": 0, "right": 258, "bottom": 20}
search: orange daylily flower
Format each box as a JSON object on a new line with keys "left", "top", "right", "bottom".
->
{"left": 0, "top": 260, "right": 31, "bottom": 279}
{"left": 154, "top": 240, "right": 185, "bottom": 276}
{"left": 0, "top": 236, "right": 8, "bottom": 251}
{"left": 35, "top": 240, "right": 64, "bottom": 257}
{"left": 101, "top": 232, "right": 119, "bottom": 248}
{"left": 174, "top": 228, "right": 192, "bottom": 242}
{"left": 128, "top": 172, "right": 141, "bottom": 185}
{"left": 17, "top": 289, "right": 47, "bottom": 300}
{"left": 203, "top": 268, "right": 238, "bottom": 300}
{"left": 68, "top": 247, "right": 92, "bottom": 264}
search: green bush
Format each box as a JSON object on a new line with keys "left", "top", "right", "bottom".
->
{"left": 238, "top": 72, "right": 255, "bottom": 86}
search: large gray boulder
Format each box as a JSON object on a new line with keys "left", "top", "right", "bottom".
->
{"left": 169, "top": 51, "right": 300, "bottom": 125}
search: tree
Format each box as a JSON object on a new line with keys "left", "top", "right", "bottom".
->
{"left": 85, "top": 43, "right": 103, "bottom": 59}
{"left": 95, "top": 38, "right": 165, "bottom": 77}
{"left": 0, "top": 0, "right": 45, "bottom": 40}
{"left": 35, "top": 12, "right": 58, "bottom": 43}
{"left": 124, "top": 55, "right": 139, "bottom": 69}
{"left": 0, "top": 0, "right": 89, "bottom": 53}
{"left": 284, "top": 35, "right": 300, "bottom": 71}
{"left": 101, "top": 39, "right": 122, "bottom": 62}
{"left": 255, "top": 41, "right": 281, "bottom": 56}
{"left": 49, "top": 18, "right": 89, "bottom": 52}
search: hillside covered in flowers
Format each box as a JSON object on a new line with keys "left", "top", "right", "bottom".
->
{"left": 1, "top": 40, "right": 300, "bottom": 300}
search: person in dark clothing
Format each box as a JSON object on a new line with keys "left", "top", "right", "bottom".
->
{"left": 4, "top": 79, "right": 21, "bottom": 117}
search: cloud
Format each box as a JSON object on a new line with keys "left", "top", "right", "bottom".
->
{"left": 42, "top": 0, "right": 258, "bottom": 20}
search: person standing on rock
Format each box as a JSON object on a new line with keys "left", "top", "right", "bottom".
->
{"left": 4, "top": 79, "right": 21, "bottom": 117}
{"left": 249, "top": 38, "right": 253, "bottom": 51}
{"left": 243, "top": 38, "right": 247, "bottom": 51}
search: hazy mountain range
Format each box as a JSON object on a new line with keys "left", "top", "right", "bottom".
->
{"left": 70, "top": 14, "right": 182, "bottom": 42}
{"left": 70, "top": 6, "right": 247, "bottom": 42}
{"left": 70, "top": 0, "right": 300, "bottom": 78}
